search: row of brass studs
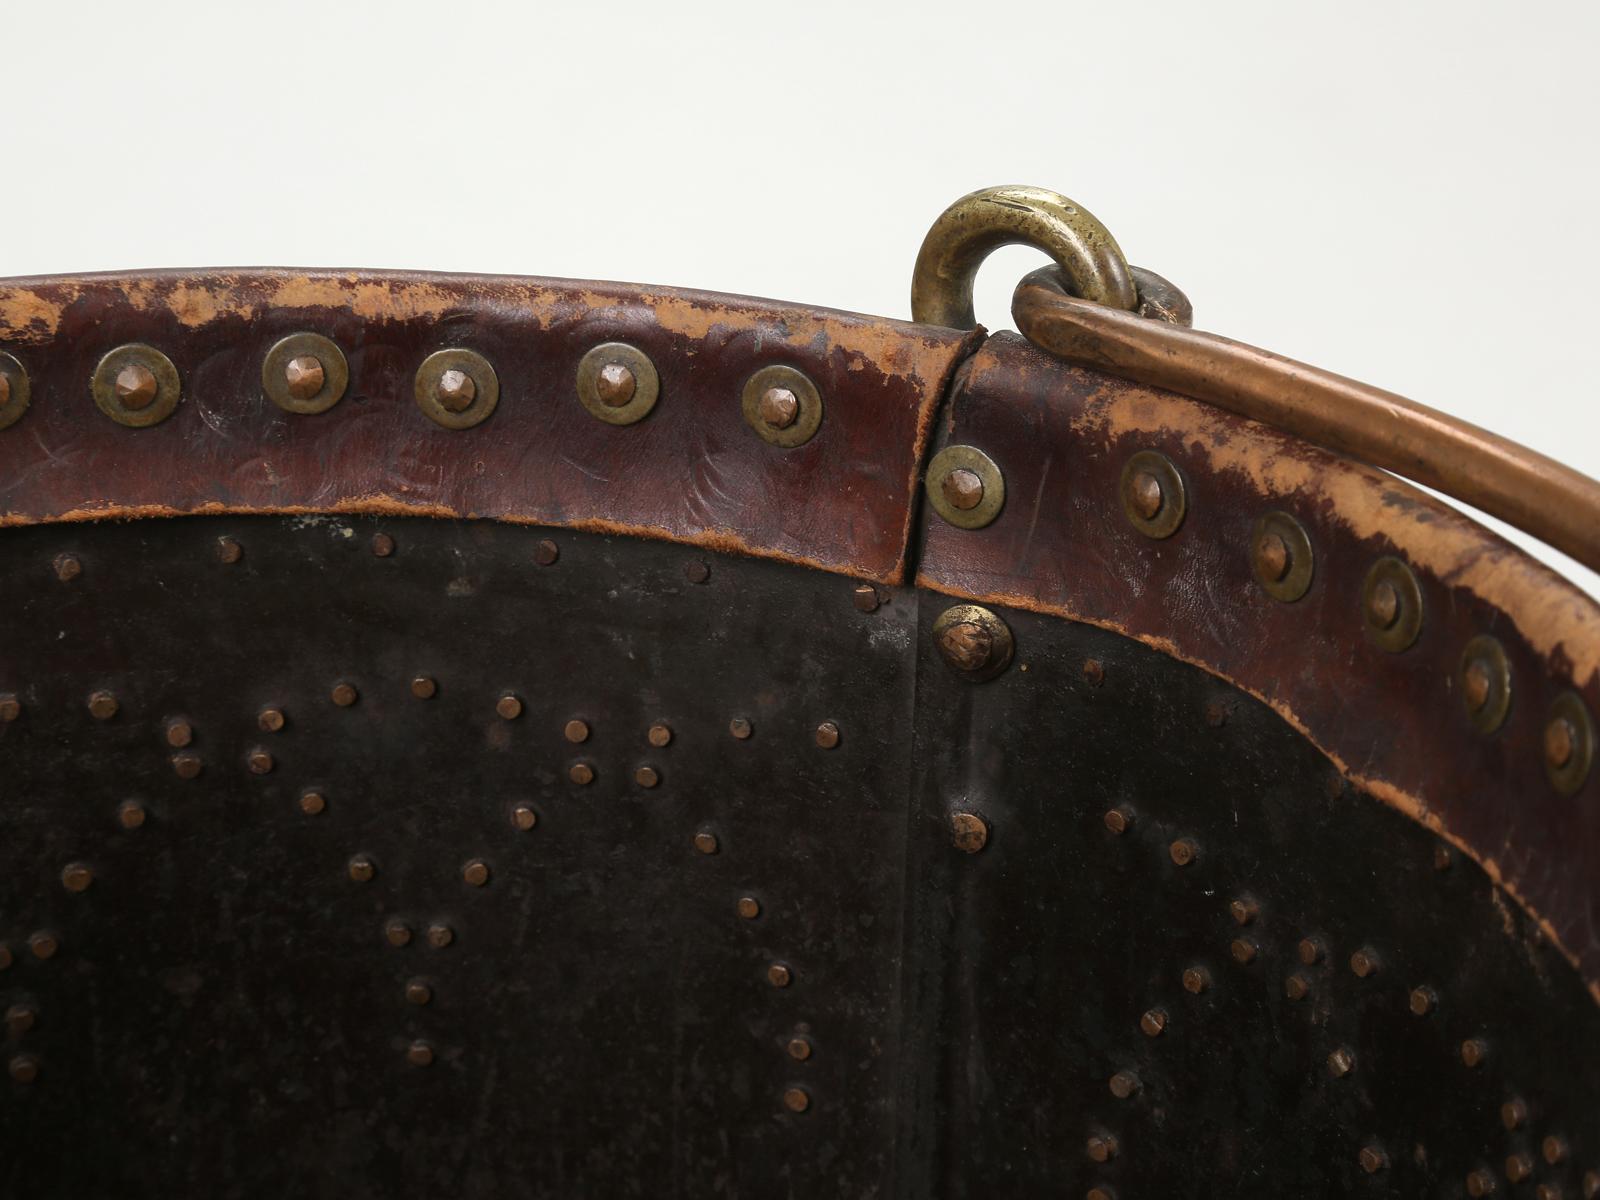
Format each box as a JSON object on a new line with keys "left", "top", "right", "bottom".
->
{"left": 926, "top": 445, "right": 1598, "bottom": 795}
{"left": 0, "top": 339, "right": 824, "bottom": 443}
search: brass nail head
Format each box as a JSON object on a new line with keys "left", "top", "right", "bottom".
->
{"left": 814, "top": 721, "right": 840, "bottom": 749}
{"left": 385, "top": 920, "right": 412, "bottom": 947}
{"left": 435, "top": 368, "right": 476, "bottom": 411}
{"left": 941, "top": 467, "right": 984, "bottom": 511}
{"left": 1182, "top": 966, "right": 1210, "bottom": 994}
{"left": 1327, "top": 1047, "right": 1354, "bottom": 1077}
{"left": 1139, "top": 1008, "right": 1167, "bottom": 1037}
{"left": 61, "top": 862, "right": 92, "bottom": 893}
{"left": 535, "top": 539, "right": 559, "bottom": 566}
{"left": 1255, "top": 530, "right": 1290, "bottom": 581}
{"left": 496, "top": 694, "right": 523, "bottom": 720}
{"left": 1087, "top": 1132, "right": 1119, "bottom": 1163}
{"left": 595, "top": 362, "right": 637, "bottom": 408}
{"left": 782, "top": 1086, "right": 810, "bottom": 1113}
{"left": 648, "top": 723, "right": 672, "bottom": 747}
{"left": 114, "top": 362, "right": 158, "bottom": 410}
{"left": 462, "top": 859, "right": 490, "bottom": 887}
{"left": 87, "top": 690, "right": 119, "bottom": 720}
{"left": 950, "top": 811, "right": 989, "bottom": 853}
{"left": 786, "top": 1036, "right": 811, "bottom": 1061}
{"left": 406, "top": 1040, "right": 434, "bottom": 1067}
{"left": 411, "top": 675, "right": 437, "bottom": 699}
{"left": 426, "top": 923, "right": 454, "bottom": 948}
{"left": 348, "top": 855, "right": 375, "bottom": 883}
{"left": 767, "top": 963, "right": 792, "bottom": 988}
{"left": 405, "top": 979, "right": 432, "bottom": 1006}
{"left": 1169, "top": 837, "right": 1198, "bottom": 867}
{"left": 511, "top": 804, "right": 537, "bottom": 831}
{"left": 117, "top": 799, "right": 146, "bottom": 829}
{"left": 54, "top": 553, "right": 82, "bottom": 582}
{"left": 284, "top": 355, "right": 325, "bottom": 400}
{"left": 758, "top": 385, "right": 799, "bottom": 429}
{"left": 331, "top": 683, "right": 358, "bottom": 707}
{"left": 299, "top": 790, "right": 326, "bottom": 815}
{"left": 729, "top": 717, "right": 753, "bottom": 740}
{"left": 564, "top": 719, "right": 590, "bottom": 743}
{"left": 1108, "top": 1070, "right": 1139, "bottom": 1099}
{"left": 1360, "top": 1145, "right": 1388, "bottom": 1174}
{"left": 1103, "top": 807, "right": 1132, "bottom": 835}
{"left": 737, "top": 896, "right": 760, "bottom": 919}
{"left": 693, "top": 831, "right": 718, "bottom": 855}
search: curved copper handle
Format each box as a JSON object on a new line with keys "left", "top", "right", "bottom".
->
{"left": 1014, "top": 265, "right": 1600, "bottom": 577}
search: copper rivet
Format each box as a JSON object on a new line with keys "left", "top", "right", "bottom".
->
{"left": 1327, "top": 1047, "right": 1354, "bottom": 1077}
{"left": 1083, "top": 659, "right": 1105, "bottom": 686}
{"left": 815, "top": 721, "right": 840, "bottom": 749}
{"left": 61, "top": 862, "right": 92, "bottom": 893}
{"left": 783, "top": 1086, "right": 810, "bottom": 1113}
{"left": 535, "top": 539, "right": 559, "bottom": 566}
{"left": 1467, "top": 1167, "right": 1497, "bottom": 1197}
{"left": 258, "top": 707, "right": 286, "bottom": 732}
{"left": 1140, "top": 1008, "right": 1167, "bottom": 1037}
{"left": 371, "top": 533, "right": 395, "bottom": 558}
{"left": 1368, "top": 579, "right": 1400, "bottom": 629}
{"left": 115, "top": 362, "right": 158, "bottom": 410}
{"left": 411, "top": 675, "right": 437, "bottom": 699}
{"left": 331, "top": 683, "right": 358, "bottom": 707}
{"left": 1087, "top": 1132, "right": 1119, "bottom": 1163}
{"left": 1434, "top": 845, "right": 1453, "bottom": 871}
{"left": 1358, "top": 1145, "right": 1388, "bottom": 1174}
{"left": 171, "top": 752, "right": 202, "bottom": 779}
{"left": 951, "top": 811, "right": 989, "bottom": 853}
{"left": 694, "top": 831, "right": 718, "bottom": 855}
{"left": 1461, "top": 1037, "right": 1488, "bottom": 1067}
{"left": 787, "top": 1036, "right": 811, "bottom": 1061}
{"left": 1169, "top": 837, "right": 1198, "bottom": 867}
{"left": 684, "top": 560, "right": 711, "bottom": 585}
{"left": 1297, "top": 937, "right": 1324, "bottom": 965}
{"left": 5, "top": 1004, "right": 35, "bottom": 1036}
{"left": 436, "top": 368, "right": 476, "bottom": 412}
{"left": 737, "top": 897, "right": 760, "bottom": 919}
{"left": 427, "top": 924, "right": 453, "bottom": 948}
{"left": 1349, "top": 947, "right": 1379, "bottom": 978}
{"left": 117, "top": 799, "right": 146, "bottom": 829}
{"left": 496, "top": 694, "right": 523, "bottom": 720}
{"left": 248, "top": 748, "right": 273, "bottom": 774}
{"left": 767, "top": 963, "right": 792, "bottom": 988}
{"left": 87, "top": 690, "right": 119, "bottom": 720}
{"left": 9, "top": 1055, "right": 38, "bottom": 1084}
{"left": 28, "top": 931, "right": 58, "bottom": 960}
{"left": 1230, "top": 938, "right": 1257, "bottom": 964}
{"left": 349, "top": 856, "right": 375, "bottom": 883}
{"left": 758, "top": 386, "right": 799, "bottom": 429}
{"left": 1128, "top": 470, "right": 1163, "bottom": 520}
{"left": 1544, "top": 1137, "right": 1569, "bottom": 1166}
{"left": 635, "top": 766, "right": 660, "bottom": 788}
{"left": 407, "top": 1040, "right": 434, "bottom": 1067}
{"left": 729, "top": 717, "right": 753, "bottom": 740}
{"left": 385, "top": 920, "right": 411, "bottom": 947}
{"left": 564, "top": 719, "right": 590, "bottom": 743}
{"left": 1182, "top": 966, "right": 1210, "bottom": 994}
{"left": 463, "top": 859, "right": 490, "bottom": 887}
{"left": 0, "top": 694, "right": 19, "bottom": 723}
{"left": 166, "top": 719, "right": 193, "bottom": 748}
{"left": 1103, "top": 807, "right": 1132, "bottom": 835}
{"left": 941, "top": 467, "right": 984, "bottom": 511}
{"left": 216, "top": 536, "right": 243, "bottom": 564}
{"left": 1463, "top": 659, "right": 1491, "bottom": 711}
{"left": 648, "top": 723, "right": 672, "bottom": 747}
{"left": 54, "top": 553, "right": 81, "bottom": 582}
{"left": 1546, "top": 717, "right": 1575, "bottom": 769}
{"left": 284, "top": 355, "right": 325, "bottom": 400}
{"left": 1285, "top": 973, "right": 1310, "bottom": 1001}
{"left": 1253, "top": 510, "right": 1315, "bottom": 604}
{"left": 1255, "top": 531, "right": 1290, "bottom": 582}
{"left": 511, "top": 804, "right": 537, "bottom": 831}
{"left": 1583, "top": 1171, "right": 1598, "bottom": 1200}
{"left": 595, "top": 362, "right": 637, "bottom": 408}
{"left": 406, "top": 979, "right": 432, "bottom": 1006}
{"left": 1108, "top": 1070, "right": 1139, "bottom": 1099}
{"left": 1229, "top": 896, "right": 1258, "bottom": 925}
{"left": 1500, "top": 1097, "right": 1528, "bottom": 1130}
{"left": 569, "top": 762, "right": 595, "bottom": 785}
{"left": 299, "top": 790, "right": 326, "bottom": 815}
{"left": 852, "top": 584, "right": 881, "bottom": 613}
{"left": 1507, "top": 1155, "right": 1534, "bottom": 1183}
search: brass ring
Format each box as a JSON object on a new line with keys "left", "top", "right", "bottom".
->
{"left": 1120, "top": 450, "right": 1186, "bottom": 539}
{"left": 576, "top": 342, "right": 659, "bottom": 426}
{"left": 911, "top": 185, "right": 1136, "bottom": 329}
{"left": 262, "top": 332, "right": 349, "bottom": 415}
{"left": 1251, "top": 511, "right": 1313, "bottom": 602}
{"left": 1362, "top": 557, "right": 1423, "bottom": 653}
{"left": 926, "top": 445, "right": 1005, "bottom": 530}
{"left": 0, "top": 351, "right": 31, "bottom": 431}
{"left": 1459, "top": 634, "right": 1511, "bottom": 735}
{"left": 1545, "top": 691, "right": 1594, "bottom": 796}
{"left": 91, "top": 344, "right": 180, "bottom": 428}
{"left": 414, "top": 349, "right": 499, "bottom": 430}
{"left": 742, "top": 365, "right": 822, "bottom": 448}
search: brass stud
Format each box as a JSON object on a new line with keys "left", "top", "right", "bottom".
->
{"left": 1103, "top": 807, "right": 1133, "bottom": 835}
{"left": 1230, "top": 938, "right": 1257, "bottom": 964}
{"left": 1507, "top": 1154, "right": 1534, "bottom": 1183}
{"left": 1461, "top": 1037, "right": 1488, "bottom": 1067}
{"left": 1544, "top": 691, "right": 1594, "bottom": 795}
{"left": 1087, "top": 1189, "right": 1116, "bottom": 1200}
{"left": 1544, "top": 1137, "right": 1569, "bottom": 1166}
{"left": 815, "top": 721, "right": 840, "bottom": 749}
{"left": 685, "top": 560, "right": 710, "bottom": 584}
{"left": 8, "top": 1055, "right": 38, "bottom": 1084}
{"left": 1087, "top": 1132, "right": 1119, "bottom": 1163}
{"left": 1169, "top": 837, "right": 1198, "bottom": 867}
{"left": 348, "top": 855, "right": 376, "bottom": 883}
{"left": 535, "top": 538, "right": 559, "bottom": 566}
{"left": 5, "top": 1004, "right": 35, "bottom": 1036}
{"left": 1083, "top": 658, "right": 1105, "bottom": 686}
{"left": 577, "top": 343, "right": 660, "bottom": 425}
{"left": 406, "top": 1040, "right": 434, "bottom": 1067}
{"left": 247, "top": 748, "right": 274, "bottom": 774}
{"left": 1467, "top": 1167, "right": 1497, "bottom": 1197}
{"left": 263, "top": 333, "right": 348, "bottom": 414}
{"left": 635, "top": 766, "right": 660, "bottom": 788}
{"left": 1251, "top": 512, "right": 1314, "bottom": 602}
{"left": 737, "top": 896, "right": 761, "bottom": 919}
{"left": 1459, "top": 635, "right": 1511, "bottom": 734}
{"left": 511, "top": 804, "right": 537, "bottom": 831}
{"left": 331, "top": 682, "right": 358, "bottom": 707}
{"left": 563, "top": 719, "right": 590, "bottom": 743}
{"left": 1500, "top": 1097, "right": 1528, "bottom": 1131}
{"left": 693, "top": 831, "right": 719, "bottom": 855}
{"left": 426, "top": 923, "right": 454, "bottom": 948}
{"left": 767, "top": 963, "right": 792, "bottom": 988}
{"left": 53, "top": 552, "right": 82, "bottom": 582}
{"left": 1284, "top": 973, "right": 1310, "bottom": 1001}
{"left": 852, "top": 584, "right": 881, "bottom": 613}
{"left": 782, "top": 1086, "right": 810, "bottom": 1113}
{"left": 496, "top": 693, "right": 523, "bottom": 720}
{"left": 1409, "top": 986, "right": 1436, "bottom": 1016}
{"left": 1120, "top": 450, "right": 1186, "bottom": 539}
{"left": 932, "top": 604, "right": 1015, "bottom": 680}
{"left": 729, "top": 717, "right": 753, "bottom": 740}
{"left": 171, "top": 752, "right": 202, "bottom": 779}
{"left": 166, "top": 718, "right": 193, "bottom": 748}
{"left": 371, "top": 532, "right": 395, "bottom": 558}
{"left": 1229, "top": 896, "right": 1258, "bottom": 925}
{"left": 462, "top": 859, "right": 490, "bottom": 887}
{"left": 1539, "top": 1186, "right": 1566, "bottom": 1200}
{"left": 1362, "top": 557, "right": 1423, "bottom": 652}
{"left": 405, "top": 979, "right": 432, "bottom": 1006}
{"left": 926, "top": 445, "right": 1005, "bottom": 529}
{"left": 385, "top": 920, "right": 412, "bottom": 947}
{"left": 1349, "top": 947, "right": 1379, "bottom": 978}
{"left": 299, "top": 790, "right": 326, "bottom": 815}
{"left": 117, "top": 799, "right": 146, "bottom": 829}
{"left": 1359, "top": 1145, "right": 1388, "bottom": 1174}
{"left": 28, "top": 931, "right": 58, "bottom": 960}
{"left": 87, "top": 690, "right": 119, "bottom": 720}
{"left": 60, "top": 862, "right": 92, "bottom": 893}
{"left": 216, "top": 536, "right": 243, "bottom": 564}
{"left": 411, "top": 675, "right": 437, "bottom": 699}
{"left": 93, "top": 344, "right": 180, "bottom": 426}
{"left": 1327, "top": 1047, "right": 1354, "bottom": 1077}
{"left": 0, "top": 351, "right": 31, "bottom": 430}
{"left": 258, "top": 706, "right": 286, "bottom": 732}
{"left": 786, "top": 1036, "right": 811, "bottom": 1061}
{"left": 0, "top": 694, "right": 19, "bottom": 722}
{"left": 742, "top": 365, "right": 822, "bottom": 447}
{"left": 1182, "top": 966, "right": 1210, "bottom": 994}
{"left": 569, "top": 762, "right": 595, "bottom": 785}
{"left": 1108, "top": 1070, "right": 1140, "bottom": 1099}
{"left": 648, "top": 723, "right": 672, "bottom": 747}
{"left": 415, "top": 348, "right": 499, "bottom": 429}
{"left": 934, "top": 806, "right": 988, "bottom": 857}
{"left": 1139, "top": 1008, "right": 1167, "bottom": 1037}
{"left": 1297, "top": 937, "right": 1324, "bottom": 965}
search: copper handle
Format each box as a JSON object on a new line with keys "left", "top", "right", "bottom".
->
{"left": 1014, "top": 265, "right": 1600, "bottom": 577}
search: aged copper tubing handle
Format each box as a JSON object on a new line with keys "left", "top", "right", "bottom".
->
{"left": 911, "top": 186, "right": 1138, "bottom": 328}
{"left": 1014, "top": 265, "right": 1600, "bottom": 576}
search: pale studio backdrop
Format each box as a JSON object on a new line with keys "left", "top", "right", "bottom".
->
{"left": 5, "top": 0, "right": 1597, "bottom": 594}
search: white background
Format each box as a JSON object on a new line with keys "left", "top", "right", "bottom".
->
{"left": 6, "top": 1, "right": 1597, "bottom": 594}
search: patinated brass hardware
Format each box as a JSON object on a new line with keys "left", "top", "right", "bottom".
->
{"left": 1251, "top": 511, "right": 1314, "bottom": 602}
{"left": 741, "top": 365, "right": 821, "bottom": 447}
{"left": 577, "top": 342, "right": 659, "bottom": 426}
{"left": 263, "top": 332, "right": 348, "bottom": 415}
{"left": 0, "top": 350, "right": 29, "bottom": 430}
{"left": 1362, "top": 556, "right": 1424, "bottom": 653}
{"left": 92, "top": 343, "right": 180, "bottom": 427}
{"left": 1459, "top": 634, "right": 1511, "bottom": 735}
{"left": 1119, "top": 450, "right": 1186, "bottom": 539}
{"left": 925, "top": 444, "right": 1004, "bottom": 529}
{"left": 414, "top": 348, "right": 499, "bottom": 429}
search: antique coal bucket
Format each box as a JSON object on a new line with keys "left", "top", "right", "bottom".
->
{"left": 1, "top": 186, "right": 1596, "bottom": 1198}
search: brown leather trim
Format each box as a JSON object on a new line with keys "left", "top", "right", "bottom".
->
{"left": 0, "top": 270, "right": 981, "bottom": 584}
{"left": 915, "top": 332, "right": 1600, "bottom": 999}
